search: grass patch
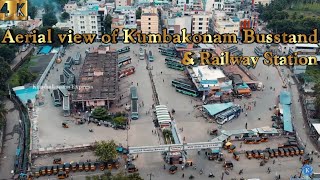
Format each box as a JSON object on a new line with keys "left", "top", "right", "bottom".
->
{"left": 305, "top": 66, "right": 320, "bottom": 83}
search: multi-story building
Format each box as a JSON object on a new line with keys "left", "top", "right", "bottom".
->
{"left": 203, "top": 0, "right": 240, "bottom": 13}
{"left": 64, "top": 1, "right": 78, "bottom": 13}
{"left": 141, "top": 13, "right": 159, "bottom": 33}
{"left": 212, "top": 11, "right": 240, "bottom": 35}
{"left": 167, "top": 16, "right": 192, "bottom": 34}
{"left": 192, "top": 12, "right": 210, "bottom": 34}
{"left": 177, "top": 0, "right": 194, "bottom": 9}
{"left": 69, "top": 5, "right": 107, "bottom": 39}
{"left": 142, "top": 7, "right": 158, "bottom": 14}
{"left": 115, "top": 0, "right": 129, "bottom": 8}
{"left": 252, "top": 0, "right": 272, "bottom": 5}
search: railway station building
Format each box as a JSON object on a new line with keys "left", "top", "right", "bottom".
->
{"left": 72, "top": 45, "right": 119, "bottom": 110}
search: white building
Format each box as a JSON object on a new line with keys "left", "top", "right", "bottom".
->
{"left": 69, "top": 5, "right": 107, "bottom": 39}
{"left": 212, "top": 11, "right": 240, "bottom": 35}
{"left": 177, "top": 0, "right": 194, "bottom": 9}
{"left": 167, "top": 16, "right": 192, "bottom": 34}
{"left": 64, "top": 1, "right": 78, "bottom": 13}
{"left": 253, "top": 0, "right": 272, "bottom": 5}
{"left": 192, "top": 13, "right": 210, "bottom": 34}
{"left": 278, "top": 43, "right": 319, "bottom": 55}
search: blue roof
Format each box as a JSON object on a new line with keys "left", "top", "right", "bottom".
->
{"left": 231, "top": 16, "right": 240, "bottom": 22}
{"left": 236, "top": 83, "right": 249, "bottom": 89}
{"left": 280, "top": 91, "right": 291, "bottom": 105}
{"left": 203, "top": 102, "right": 234, "bottom": 116}
{"left": 283, "top": 105, "right": 293, "bottom": 132}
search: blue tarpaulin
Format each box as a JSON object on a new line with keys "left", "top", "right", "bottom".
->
{"left": 280, "top": 91, "right": 291, "bottom": 105}
{"left": 203, "top": 103, "right": 233, "bottom": 116}
{"left": 283, "top": 105, "right": 293, "bottom": 132}
{"left": 16, "top": 148, "right": 21, "bottom": 156}
{"left": 236, "top": 83, "right": 249, "bottom": 90}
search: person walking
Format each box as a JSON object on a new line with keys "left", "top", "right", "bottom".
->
{"left": 163, "top": 164, "right": 166, "bottom": 170}
{"left": 182, "top": 173, "right": 184, "bottom": 178}
{"left": 245, "top": 122, "right": 247, "bottom": 129}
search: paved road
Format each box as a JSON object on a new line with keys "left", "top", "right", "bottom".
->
{"left": 0, "top": 100, "right": 21, "bottom": 179}
{"left": 10, "top": 45, "right": 34, "bottom": 70}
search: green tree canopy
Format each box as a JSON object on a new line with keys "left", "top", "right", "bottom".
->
{"left": 0, "top": 102, "right": 7, "bottom": 129}
{"left": 91, "top": 107, "right": 109, "bottom": 120}
{"left": 104, "top": 14, "right": 113, "bottom": 34}
{"left": 0, "top": 57, "right": 12, "bottom": 91}
{"left": 94, "top": 140, "right": 118, "bottom": 161}
{"left": 43, "top": 12, "right": 58, "bottom": 27}
{"left": 113, "top": 116, "right": 127, "bottom": 125}
{"left": 136, "top": 7, "right": 142, "bottom": 19}
{"left": 61, "top": 12, "right": 70, "bottom": 21}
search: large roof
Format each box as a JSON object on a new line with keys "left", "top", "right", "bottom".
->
{"left": 203, "top": 102, "right": 233, "bottom": 116}
{"left": 280, "top": 91, "right": 291, "bottom": 105}
{"left": 283, "top": 104, "right": 293, "bottom": 132}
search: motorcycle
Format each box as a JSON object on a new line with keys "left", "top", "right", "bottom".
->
{"left": 89, "top": 129, "right": 93, "bottom": 132}
{"left": 208, "top": 173, "right": 215, "bottom": 178}
{"left": 199, "top": 169, "right": 203, "bottom": 175}
{"left": 189, "top": 175, "right": 194, "bottom": 179}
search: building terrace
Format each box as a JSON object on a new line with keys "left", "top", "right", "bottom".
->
{"left": 73, "top": 46, "right": 118, "bottom": 108}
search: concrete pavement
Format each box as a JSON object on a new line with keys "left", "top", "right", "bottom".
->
{"left": 0, "top": 100, "right": 21, "bottom": 179}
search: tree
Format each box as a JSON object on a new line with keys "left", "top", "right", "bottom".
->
{"left": 94, "top": 140, "right": 118, "bottom": 161}
{"left": 136, "top": 7, "right": 142, "bottom": 19}
{"left": 0, "top": 57, "right": 12, "bottom": 91}
{"left": 0, "top": 102, "right": 7, "bottom": 129}
{"left": 91, "top": 107, "right": 109, "bottom": 120}
{"left": 0, "top": 46, "right": 16, "bottom": 63}
{"left": 28, "top": 4, "right": 38, "bottom": 19}
{"left": 104, "top": 14, "right": 113, "bottom": 34}
{"left": 61, "top": 12, "right": 70, "bottom": 21}
{"left": 113, "top": 116, "right": 127, "bottom": 125}
{"left": 43, "top": 12, "right": 58, "bottom": 27}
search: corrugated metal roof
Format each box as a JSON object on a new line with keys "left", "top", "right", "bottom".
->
{"left": 203, "top": 102, "right": 233, "bottom": 116}
{"left": 283, "top": 105, "right": 293, "bottom": 132}
{"left": 280, "top": 91, "right": 291, "bottom": 105}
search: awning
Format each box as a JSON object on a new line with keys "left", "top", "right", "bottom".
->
{"left": 203, "top": 103, "right": 233, "bottom": 116}
{"left": 237, "top": 89, "right": 251, "bottom": 94}
{"left": 282, "top": 105, "right": 293, "bottom": 132}
{"left": 280, "top": 91, "right": 291, "bottom": 105}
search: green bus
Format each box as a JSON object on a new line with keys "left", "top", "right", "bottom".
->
{"left": 130, "top": 86, "right": 138, "bottom": 100}
{"left": 53, "top": 89, "right": 62, "bottom": 106}
{"left": 148, "top": 51, "right": 154, "bottom": 62}
{"left": 165, "top": 57, "right": 180, "bottom": 63}
{"left": 172, "top": 79, "right": 193, "bottom": 88}
{"left": 175, "top": 85, "right": 199, "bottom": 97}
{"left": 161, "top": 51, "right": 177, "bottom": 57}
{"left": 166, "top": 64, "right": 185, "bottom": 71}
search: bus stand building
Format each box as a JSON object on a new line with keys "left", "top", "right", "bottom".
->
{"left": 73, "top": 45, "right": 118, "bottom": 110}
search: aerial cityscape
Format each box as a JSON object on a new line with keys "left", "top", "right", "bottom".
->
{"left": 0, "top": 0, "right": 320, "bottom": 179}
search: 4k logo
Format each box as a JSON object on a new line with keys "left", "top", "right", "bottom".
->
{"left": 0, "top": 0, "right": 28, "bottom": 21}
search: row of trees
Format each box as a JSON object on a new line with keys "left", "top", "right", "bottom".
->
{"left": 257, "top": 0, "right": 320, "bottom": 36}
{"left": 91, "top": 107, "right": 127, "bottom": 125}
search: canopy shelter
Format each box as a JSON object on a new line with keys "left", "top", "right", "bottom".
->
{"left": 279, "top": 91, "right": 291, "bottom": 105}
{"left": 203, "top": 102, "right": 233, "bottom": 116}
{"left": 282, "top": 105, "right": 293, "bottom": 132}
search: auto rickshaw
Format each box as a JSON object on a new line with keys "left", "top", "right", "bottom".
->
{"left": 99, "top": 162, "right": 105, "bottom": 171}
{"left": 278, "top": 148, "right": 285, "bottom": 157}
{"left": 267, "top": 149, "right": 274, "bottom": 158}
{"left": 40, "top": 166, "right": 47, "bottom": 176}
{"left": 57, "top": 171, "right": 69, "bottom": 179}
{"left": 252, "top": 150, "right": 260, "bottom": 159}
{"left": 264, "top": 152, "right": 270, "bottom": 161}
{"left": 53, "top": 158, "right": 62, "bottom": 164}
{"left": 288, "top": 148, "right": 295, "bottom": 156}
{"left": 169, "top": 165, "right": 178, "bottom": 174}
{"left": 112, "top": 159, "right": 120, "bottom": 169}
{"left": 246, "top": 151, "right": 252, "bottom": 159}
{"left": 258, "top": 150, "right": 264, "bottom": 159}
{"left": 228, "top": 145, "right": 236, "bottom": 153}
{"left": 302, "top": 154, "right": 310, "bottom": 165}
{"left": 47, "top": 166, "right": 53, "bottom": 175}
{"left": 254, "top": 137, "right": 261, "bottom": 144}
{"left": 90, "top": 162, "right": 97, "bottom": 171}
{"left": 107, "top": 160, "right": 113, "bottom": 170}
{"left": 293, "top": 147, "right": 300, "bottom": 155}
{"left": 84, "top": 162, "right": 90, "bottom": 171}
{"left": 78, "top": 162, "right": 84, "bottom": 171}
{"left": 64, "top": 163, "right": 71, "bottom": 173}
{"left": 298, "top": 146, "right": 305, "bottom": 155}
{"left": 127, "top": 163, "right": 139, "bottom": 173}
{"left": 53, "top": 165, "right": 59, "bottom": 175}
{"left": 244, "top": 138, "right": 255, "bottom": 144}
{"left": 273, "top": 149, "right": 279, "bottom": 157}
{"left": 210, "top": 129, "right": 218, "bottom": 136}
{"left": 34, "top": 167, "right": 41, "bottom": 178}
{"left": 62, "top": 123, "right": 69, "bottom": 128}
{"left": 224, "top": 142, "right": 232, "bottom": 149}
{"left": 185, "top": 160, "right": 193, "bottom": 167}
{"left": 261, "top": 137, "right": 269, "bottom": 142}
{"left": 283, "top": 148, "right": 290, "bottom": 156}
{"left": 58, "top": 164, "right": 64, "bottom": 172}
{"left": 71, "top": 162, "right": 78, "bottom": 172}
{"left": 233, "top": 152, "right": 240, "bottom": 161}
{"left": 223, "top": 161, "right": 233, "bottom": 170}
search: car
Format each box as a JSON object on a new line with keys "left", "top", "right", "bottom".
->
{"left": 113, "top": 125, "right": 126, "bottom": 130}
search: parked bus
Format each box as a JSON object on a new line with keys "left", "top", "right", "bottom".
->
{"left": 66, "top": 76, "right": 75, "bottom": 91}
{"left": 74, "top": 52, "right": 81, "bottom": 65}
{"left": 53, "top": 89, "right": 62, "bottom": 106}
{"left": 131, "top": 99, "right": 139, "bottom": 120}
{"left": 60, "top": 74, "right": 65, "bottom": 85}
{"left": 165, "top": 57, "right": 180, "bottom": 63}
{"left": 215, "top": 106, "right": 241, "bottom": 125}
{"left": 148, "top": 51, "right": 154, "bottom": 62}
{"left": 254, "top": 47, "right": 263, "bottom": 56}
{"left": 161, "top": 51, "right": 178, "bottom": 57}
{"left": 130, "top": 86, "right": 138, "bottom": 100}
{"left": 172, "top": 79, "right": 193, "bottom": 88}
{"left": 63, "top": 68, "right": 74, "bottom": 78}
{"left": 166, "top": 62, "right": 185, "bottom": 71}
{"left": 175, "top": 85, "right": 199, "bottom": 97}
{"left": 118, "top": 56, "right": 132, "bottom": 68}
{"left": 117, "top": 46, "right": 130, "bottom": 54}
{"left": 64, "top": 57, "right": 73, "bottom": 68}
